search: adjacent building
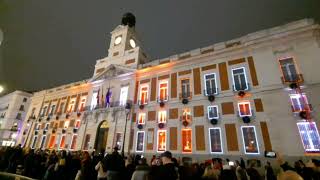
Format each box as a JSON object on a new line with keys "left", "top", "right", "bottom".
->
{"left": 17, "top": 16, "right": 320, "bottom": 160}
{"left": 0, "top": 91, "right": 32, "bottom": 146}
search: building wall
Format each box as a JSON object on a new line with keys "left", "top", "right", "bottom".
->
{"left": 0, "top": 91, "right": 32, "bottom": 146}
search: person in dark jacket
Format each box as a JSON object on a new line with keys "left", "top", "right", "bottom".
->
{"left": 158, "top": 151, "right": 178, "bottom": 180}
{"left": 80, "top": 151, "right": 94, "bottom": 180}
{"left": 105, "top": 147, "right": 125, "bottom": 180}
{"left": 265, "top": 161, "right": 276, "bottom": 180}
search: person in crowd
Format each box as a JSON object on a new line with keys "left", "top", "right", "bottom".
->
{"left": 201, "top": 164, "right": 218, "bottom": 180}
{"left": 277, "top": 170, "right": 303, "bottom": 180}
{"left": 124, "top": 156, "right": 136, "bottom": 180}
{"left": 105, "top": 146, "right": 125, "bottom": 180}
{"left": 95, "top": 156, "right": 108, "bottom": 180}
{"left": 159, "top": 151, "right": 178, "bottom": 180}
{"left": 78, "top": 151, "right": 94, "bottom": 180}
{"left": 265, "top": 161, "right": 276, "bottom": 180}
{"left": 54, "top": 150, "right": 68, "bottom": 180}
{"left": 235, "top": 160, "right": 248, "bottom": 180}
{"left": 150, "top": 157, "right": 162, "bottom": 180}
{"left": 246, "top": 160, "right": 261, "bottom": 180}
{"left": 131, "top": 157, "right": 150, "bottom": 180}
{"left": 178, "top": 159, "right": 193, "bottom": 180}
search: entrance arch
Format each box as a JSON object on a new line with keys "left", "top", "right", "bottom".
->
{"left": 94, "top": 120, "right": 109, "bottom": 153}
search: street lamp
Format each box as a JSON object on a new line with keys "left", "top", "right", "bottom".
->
{"left": 0, "top": 85, "right": 4, "bottom": 94}
{"left": 121, "top": 102, "right": 131, "bottom": 157}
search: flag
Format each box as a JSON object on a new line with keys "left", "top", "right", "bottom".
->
{"left": 106, "top": 88, "right": 112, "bottom": 106}
{"left": 101, "top": 87, "right": 104, "bottom": 107}
{"left": 96, "top": 88, "right": 100, "bottom": 107}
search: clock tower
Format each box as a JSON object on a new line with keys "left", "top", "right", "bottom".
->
{"left": 93, "top": 13, "right": 148, "bottom": 76}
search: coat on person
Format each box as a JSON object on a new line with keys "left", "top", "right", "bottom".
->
{"left": 131, "top": 164, "right": 151, "bottom": 180}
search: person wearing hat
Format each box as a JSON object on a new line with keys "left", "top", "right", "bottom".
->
{"left": 156, "top": 151, "right": 178, "bottom": 180}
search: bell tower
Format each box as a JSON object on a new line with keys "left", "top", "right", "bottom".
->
{"left": 93, "top": 13, "right": 148, "bottom": 77}
{"left": 107, "top": 13, "right": 140, "bottom": 57}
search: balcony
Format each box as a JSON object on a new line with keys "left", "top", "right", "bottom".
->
{"left": 85, "top": 100, "right": 133, "bottom": 111}
{"left": 203, "top": 88, "right": 218, "bottom": 96}
{"left": 232, "top": 83, "right": 250, "bottom": 92}
{"left": 179, "top": 92, "right": 192, "bottom": 100}
{"left": 157, "top": 96, "right": 169, "bottom": 103}
{"left": 291, "top": 104, "right": 313, "bottom": 113}
{"left": 281, "top": 74, "right": 304, "bottom": 84}
{"left": 138, "top": 99, "right": 148, "bottom": 106}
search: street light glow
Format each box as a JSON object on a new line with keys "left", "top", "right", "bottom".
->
{"left": 0, "top": 85, "right": 4, "bottom": 93}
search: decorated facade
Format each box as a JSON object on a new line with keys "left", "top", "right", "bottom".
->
{"left": 17, "top": 16, "right": 320, "bottom": 159}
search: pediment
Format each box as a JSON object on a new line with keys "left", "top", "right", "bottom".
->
{"left": 90, "top": 64, "right": 135, "bottom": 82}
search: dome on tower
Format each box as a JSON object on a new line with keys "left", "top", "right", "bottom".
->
{"left": 121, "top": 12, "right": 136, "bottom": 27}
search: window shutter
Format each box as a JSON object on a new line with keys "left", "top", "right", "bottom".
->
{"left": 225, "top": 124, "right": 239, "bottom": 151}
{"left": 169, "top": 127, "right": 177, "bottom": 150}
{"left": 195, "top": 125, "right": 206, "bottom": 151}
{"left": 170, "top": 73, "right": 177, "bottom": 98}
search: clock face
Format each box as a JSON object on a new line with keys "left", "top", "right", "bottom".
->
{"left": 114, "top": 36, "right": 122, "bottom": 45}
{"left": 129, "top": 39, "right": 136, "bottom": 48}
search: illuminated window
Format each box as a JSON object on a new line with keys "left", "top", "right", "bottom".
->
{"left": 119, "top": 86, "right": 129, "bottom": 106}
{"left": 75, "top": 120, "right": 81, "bottom": 129}
{"left": 64, "top": 121, "right": 70, "bottom": 129}
{"left": 78, "top": 98, "right": 86, "bottom": 112}
{"left": 35, "top": 123, "right": 41, "bottom": 131}
{"left": 59, "top": 135, "right": 66, "bottom": 150}
{"left": 58, "top": 102, "right": 65, "bottom": 114}
{"left": 113, "top": 133, "right": 122, "bottom": 150}
{"left": 139, "top": 85, "right": 149, "bottom": 105}
{"left": 159, "top": 81, "right": 168, "bottom": 101}
{"left": 204, "top": 73, "right": 217, "bottom": 95}
{"left": 40, "top": 135, "right": 46, "bottom": 150}
{"left": 207, "top": 106, "right": 219, "bottom": 119}
{"left": 232, "top": 67, "right": 248, "bottom": 91}
{"left": 157, "top": 130, "right": 167, "bottom": 152}
{"left": 279, "top": 57, "right": 300, "bottom": 82}
{"left": 83, "top": 134, "right": 90, "bottom": 150}
{"left": 182, "top": 108, "right": 192, "bottom": 122}
{"left": 49, "top": 105, "right": 56, "bottom": 115}
{"left": 31, "top": 135, "right": 38, "bottom": 149}
{"left": 209, "top": 128, "right": 223, "bottom": 153}
{"left": 91, "top": 91, "right": 98, "bottom": 110}
{"left": 68, "top": 100, "right": 76, "bottom": 113}
{"left": 138, "top": 113, "right": 146, "bottom": 125}
{"left": 297, "top": 122, "right": 320, "bottom": 152}
{"left": 136, "top": 131, "right": 145, "bottom": 152}
{"left": 70, "top": 134, "right": 77, "bottom": 150}
{"left": 41, "top": 106, "right": 48, "bottom": 117}
{"left": 48, "top": 135, "right": 56, "bottom": 149}
{"left": 181, "top": 79, "right": 191, "bottom": 98}
{"left": 241, "top": 126, "right": 259, "bottom": 154}
{"left": 182, "top": 129, "right": 192, "bottom": 153}
{"left": 238, "top": 102, "right": 252, "bottom": 117}
{"left": 290, "top": 94, "right": 309, "bottom": 112}
{"left": 45, "top": 123, "right": 49, "bottom": 130}
{"left": 158, "top": 111, "right": 167, "bottom": 123}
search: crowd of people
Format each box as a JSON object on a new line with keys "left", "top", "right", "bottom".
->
{"left": 0, "top": 145, "right": 320, "bottom": 180}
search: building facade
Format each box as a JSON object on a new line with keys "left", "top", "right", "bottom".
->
{"left": 18, "top": 17, "right": 320, "bottom": 160}
{"left": 0, "top": 91, "right": 32, "bottom": 146}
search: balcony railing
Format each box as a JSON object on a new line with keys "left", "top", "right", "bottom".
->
{"left": 203, "top": 88, "right": 218, "bottom": 96}
{"left": 291, "top": 104, "right": 313, "bottom": 113}
{"left": 157, "top": 96, "right": 169, "bottom": 102}
{"left": 281, "top": 74, "right": 304, "bottom": 84}
{"left": 138, "top": 99, "right": 148, "bottom": 105}
{"left": 85, "top": 100, "right": 133, "bottom": 111}
{"left": 179, "top": 92, "right": 192, "bottom": 100}
{"left": 232, "top": 83, "right": 250, "bottom": 92}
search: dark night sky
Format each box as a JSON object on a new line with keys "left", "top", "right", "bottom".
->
{"left": 0, "top": 0, "right": 319, "bottom": 93}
